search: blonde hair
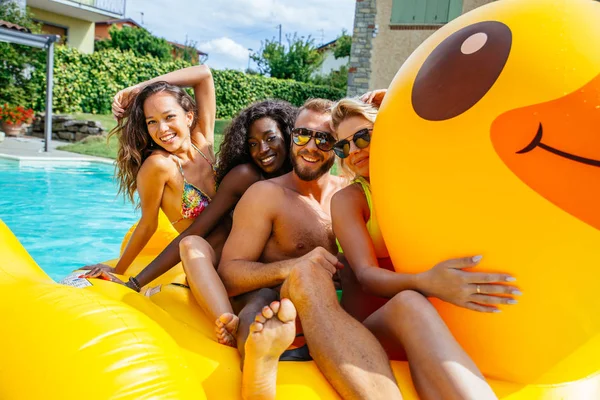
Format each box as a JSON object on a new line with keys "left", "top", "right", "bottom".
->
{"left": 331, "top": 97, "right": 378, "bottom": 129}
{"left": 330, "top": 97, "right": 378, "bottom": 178}
{"left": 299, "top": 98, "right": 334, "bottom": 114}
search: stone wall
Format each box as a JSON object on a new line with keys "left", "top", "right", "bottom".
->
{"left": 30, "top": 114, "right": 106, "bottom": 142}
{"left": 350, "top": 0, "right": 496, "bottom": 92}
{"left": 347, "top": 0, "right": 377, "bottom": 96}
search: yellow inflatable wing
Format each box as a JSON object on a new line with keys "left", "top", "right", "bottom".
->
{"left": 1, "top": 215, "right": 599, "bottom": 399}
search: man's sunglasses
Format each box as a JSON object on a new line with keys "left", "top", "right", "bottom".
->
{"left": 291, "top": 128, "right": 336, "bottom": 152}
{"left": 332, "top": 128, "right": 372, "bottom": 159}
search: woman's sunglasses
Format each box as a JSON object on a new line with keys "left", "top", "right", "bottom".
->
{"left": 333, "top": 128, "right": 372, "bottom": 159}
{"left": 291, "top": 128, "right": 336, "bottom": 152}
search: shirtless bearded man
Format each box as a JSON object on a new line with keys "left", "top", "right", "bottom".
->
{"left": 218, "top": 99, "right": 403, "bottom": 400}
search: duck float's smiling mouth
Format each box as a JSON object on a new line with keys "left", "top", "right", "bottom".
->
{"left": 516, "top": 123, "right": 600, "bottom": 167}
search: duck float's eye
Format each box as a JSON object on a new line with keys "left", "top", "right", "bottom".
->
{"left": 412, "top": 21, "right": 512, "bottom": 121}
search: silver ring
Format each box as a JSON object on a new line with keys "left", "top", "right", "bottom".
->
{"left": 476, "top": 284, "right": 481, "bottom": 294}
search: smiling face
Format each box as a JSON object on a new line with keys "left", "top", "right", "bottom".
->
{"left": 143, "top": 92, "right": 193, "bottom": 152}
{"left": 336, "top": 116, "right": 373, "bottom": 179}
{"left": 291, "top": 109, "right": 336, "bottom": 181}
{"left": 247, "top": 117, "right": 287, "bottom": 176}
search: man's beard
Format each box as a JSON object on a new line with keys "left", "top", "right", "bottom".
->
{"left": 291, "top": 152, "right": 335, "bottom": 181}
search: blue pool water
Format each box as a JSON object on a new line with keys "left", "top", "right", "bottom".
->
{"left": 0, "top": 159, "right": 140, "bottom": 281}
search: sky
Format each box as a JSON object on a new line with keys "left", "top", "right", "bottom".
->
{"left": 124, "top": 0, "right": 356, "bottom": 71}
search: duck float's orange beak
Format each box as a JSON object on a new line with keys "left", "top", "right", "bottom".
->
{"left": 491, "top": 73, "right": 600, "bottom": 231}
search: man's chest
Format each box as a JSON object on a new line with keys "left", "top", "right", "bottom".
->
{"left": 264, "top": 201, "right": 338, "bottom": 259}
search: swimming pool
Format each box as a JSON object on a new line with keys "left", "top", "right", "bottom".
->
{"left": 0, "top": 159, "right": 139, "bottom": 281}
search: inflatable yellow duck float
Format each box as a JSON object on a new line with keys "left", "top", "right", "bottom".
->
{"left": 0, "top": 0, "right": 598, "bottom": 398}
{"left": 373, "top": 0, "right": 600, "bottom": 397}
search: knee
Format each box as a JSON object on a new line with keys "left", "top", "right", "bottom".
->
{"left": 179, "top": 236, "right": 216, "bottom": 264}
{"left": 389, "top": 290, "right": 429, "bottom": 314}
{"left": 286, "top": 263, "right": 332, "bottom": 301}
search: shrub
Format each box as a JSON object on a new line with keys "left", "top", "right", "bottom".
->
{"left": 0, "top": 4, "right": 45, "bottom": 109}
{"left": 27, "top": 47, "right": 345, "bottom": 118}
{"left": 94, "top": 25, "right": 172, "bottom": 61}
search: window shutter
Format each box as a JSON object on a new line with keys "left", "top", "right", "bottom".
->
{"left": 391, "top": 0, "right": 463, "bottom": 25}
{"left": 391, "top": 0, "right": 418, "bottom": 24}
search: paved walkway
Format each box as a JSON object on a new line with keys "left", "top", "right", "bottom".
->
{"left": 0, "top": 136, "right": 113, "bottom": 164}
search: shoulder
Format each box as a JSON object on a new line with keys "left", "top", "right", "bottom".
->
{"left": 239, "top": 180, "right": 285, "bottom": 207}
{"left": 139, "top": 151, "right": 175, "bottom": 177}
{"left": 219, "top": 163, "right": 262, "bottom": 196}
{"left": 244, "top": 179, "right": 284, "bottom": 199}
{"left": 332, "top": 183, "right": 366, "bottom": 209}
{"left": 332, "top": 182, "right": 368, "bottom": 221}
{"left": 232, "top": 180, "right": 282, "bottom": 219}
{"left": 227, "top": 163, "right": 262, "bottom": 182}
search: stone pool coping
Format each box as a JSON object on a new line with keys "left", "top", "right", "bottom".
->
{"left": 0, "top": 136, "right": 113, "bottom": 165}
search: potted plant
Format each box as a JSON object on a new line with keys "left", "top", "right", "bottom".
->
{"left": 0, "top": 104, "right": 35, "bottom": 137}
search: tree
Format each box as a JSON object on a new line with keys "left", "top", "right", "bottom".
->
{"left": 172, "top": 37, "right": 205, "bottom": 64}
{"left": 312, "top": 65, "right": 348, "bottom": 91}
{"left": 251, "top": 33, "right": 324, "bottom": 82}
{"left": 333, "top": 29, "right": 352, "bottom": 59}
{"left": 95, "top": 25, "right": 172, "bottom": 61}
{"left": 0, "top": 3, "right": 45, "bottom": 109}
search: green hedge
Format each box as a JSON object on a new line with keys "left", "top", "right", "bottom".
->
{"left": 28, "top": 47, "right": 345, "bottom": 118}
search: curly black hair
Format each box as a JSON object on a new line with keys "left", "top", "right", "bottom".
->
{"left": 215, "top": 99, "right": 298, "bottom": 185}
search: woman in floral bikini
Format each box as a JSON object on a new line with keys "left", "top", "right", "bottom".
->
{"left": 84, "top": 66, "right": 298, "bottom": 348}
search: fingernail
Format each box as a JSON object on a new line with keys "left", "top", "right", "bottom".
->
{"left": 472, "top": 255, "right": 483, "bottom": 262}
{"left": 492, "top": 309, "right": 502, "bottom": 313}
{"left": 512, "top": 290, "right": 523, "bottom": 296}
{"left": 505, "top": 277, "right": 517, "bottom": 282}
{"left": 507, "top": 299, "right": 518, "bottom": 305}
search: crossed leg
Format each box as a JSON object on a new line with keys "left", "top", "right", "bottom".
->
{"left": 279, "top": 263, "right": 403, "bottom": 400}
{"left": 363, "top": 290, "right": 498, "bottom": 400}
{"left": 179, "top": 235, "right": 239, "bottom": 346}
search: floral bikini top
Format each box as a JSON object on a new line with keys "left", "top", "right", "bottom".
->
{"left": 171, "top": 143, "right": 215, "bottom": 226}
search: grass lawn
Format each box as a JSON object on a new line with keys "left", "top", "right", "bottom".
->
{"left": 58, "top": 116, "right": 230, "bottom": 159}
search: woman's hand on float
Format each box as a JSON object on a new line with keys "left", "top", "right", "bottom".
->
{"left": 416, "top": 255, "right": 521, "bottom": 313}
{"left": 360, "top": 89, "right": 387, "bottom": 108}
{"left": 84, "top": 269, "right": 139, "bottom": 291}
{"left": 79, "top": 263, "right": 115, "bottom": 273}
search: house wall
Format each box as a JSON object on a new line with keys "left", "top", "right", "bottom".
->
{"left": 95, "top": 21, "right": 139, "bottom": 40}
{"left": 365, "top": 0, "right": 495, "bottom": 91}
{"left": 315, "top": 49, "right": 349, "bottom": 77}
{"left": 94, "top": 23, "right": 113, "bottom": 40}
{"left": 30, "top": 7, "right": 95, "bottom": 53}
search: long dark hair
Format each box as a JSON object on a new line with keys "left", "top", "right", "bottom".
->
{"left": 216, "top": 99, "right": 298, "bottom": 185}
{"left": 108, "top": 81, "right": 198, "bottom": 204}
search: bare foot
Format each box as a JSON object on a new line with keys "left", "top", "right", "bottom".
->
{"left": 215, "top": 313, "right": 239, "bottom": 347}
{"left": 242, "top": 299, "right": 297, "bottom": 400}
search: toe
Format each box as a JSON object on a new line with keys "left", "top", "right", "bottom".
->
{"left": 225, "top": 315, "right": 239, "bottom": 333}
{"left": 261, "top": 305, "right": 274, "bottom": 319}
{"left": 277, "top": 298, "right": 297, "bottom": 323}
{"left": 219, "top": 313, "right": 234, "bottom": 324}
{"left": 255, "top": 313, "right": 267, "bottom": 324}
{"left": 269, "top": 301, "right": 281, "bottom": 315}
{"left": 250, "top": 321, "right": 264, "bottom": 334}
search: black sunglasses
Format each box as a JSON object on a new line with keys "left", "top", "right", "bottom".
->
{"left": 333, "top": 128, "right": 372, "bottom": 159}
{"left": 291, "top": 128, "right": 336, "bottom": 152}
